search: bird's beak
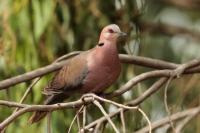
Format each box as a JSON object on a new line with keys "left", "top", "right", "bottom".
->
{"left": 118, "top": 32, "right": 127, "bottom": 37}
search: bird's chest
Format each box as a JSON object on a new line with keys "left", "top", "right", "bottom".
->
{"left": 81, "top": 53, "right": 121, "bottom": 93}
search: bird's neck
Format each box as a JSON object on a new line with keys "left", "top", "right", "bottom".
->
{"left": 86, "top": 41, "right": 120, "bottom": 75}
{"left": 94, "top": 41, "right": 119, "bottom": 64}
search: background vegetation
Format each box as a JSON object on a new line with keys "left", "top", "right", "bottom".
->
{"left": 0, "top": 0, "right": 200, "bottom": 132}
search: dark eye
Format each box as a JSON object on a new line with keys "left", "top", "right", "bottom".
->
{"left": 108, "top": 29, "right": 114, "bottom": 33}
{"left": 98, "top": 43, "right": 104, "bottom": 47}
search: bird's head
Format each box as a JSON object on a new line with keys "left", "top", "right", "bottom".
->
{"left": 99, "top": 24, "right": 127, "bottom": 44}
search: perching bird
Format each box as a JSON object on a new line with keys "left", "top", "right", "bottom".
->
{"left": 29, "top": 24, "right": 127, "bottom": 123}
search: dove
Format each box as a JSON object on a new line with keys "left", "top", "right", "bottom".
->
{"left": 29, "top": 24, "right": 127, "bottom": 123}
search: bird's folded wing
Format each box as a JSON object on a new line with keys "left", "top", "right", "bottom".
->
{"left": 43, "top": 53, "right": 89, "bottom": 95}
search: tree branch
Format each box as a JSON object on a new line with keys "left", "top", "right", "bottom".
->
{"left": 0, "top": 97, "right": 94, "bottom": 130}
{"left": 135, "top": 106, "right": 200, "bottom": 133}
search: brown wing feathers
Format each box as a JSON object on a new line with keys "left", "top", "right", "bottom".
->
{"left": 29, "top": 53, "right": 89, "bottom": 124}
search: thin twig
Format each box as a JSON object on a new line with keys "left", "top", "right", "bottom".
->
{"left": 67, "top": 105, "right": 84, "bottom": 133}
{"left": 94, "top": 121, "right": 102, "bottom": 133}
{"left": 120, "top": 109, "right": 126, "bottom": 133}
{"left": 138, "top": 108, "right": 152, "bottom": 133}
{"left": 47, "top": 112, "right": 52, "bottom": 133}
{"left": 93, "top": 100, "right": 120, "bottom": 133}
{"left": 76, "top": 109, "right": 81, "bottom": 132}
{"left": 108, "top": 71, "right": 172, "bottom": 98}
{"left": 82, "top": 106, "right": 86, "bottom": 131}
{"left": 84, "top": 109, "right": 121, "bottom": 131}
{"left": 128, "top": 77, "right": 168, "bottom": 106}
{"left": 14, "top": 77, "right": 41, "bottom": 112}
{"left": 54, "top": 51, "right": 81, "bottom": 62}
{"left": 0, "top": 78, "right": 42, "bottom": 132}
{"left": 164, "top": 77, "right": 176, "bottom": 133}
{"left": 163, "top": 59, "right": 200, "bottom": 133}
{"left": 83, "top": 93, "right": 138, "bottom": 110}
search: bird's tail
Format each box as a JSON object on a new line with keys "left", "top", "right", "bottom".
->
{"left": 28, "top": 111, "right": 47, "bottom": 124}
{"left": 28, "top": 94, "right": 67, "bottom": 124}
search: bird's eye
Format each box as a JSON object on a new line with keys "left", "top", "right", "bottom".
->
{"left": 98, "top": 43, "right": 104, "bottom": 47}
{"left": 108, "top": 29, "right": 114, "bottom": 33}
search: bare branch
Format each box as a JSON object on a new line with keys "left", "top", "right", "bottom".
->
{"left": 164, "top": 78, "right": 176, "bottom": 133}
{"left": 94, "top": 122, "right": 102, "bottom": 133}
{"left": 93, "top": 100, "right": 120, "bottom": 133}
{"left": 84, "top": 108, "right": 122, "bottom": 130}
{"left": 175, "top": 108, "right": 200, "bottom": 133}
{"left": 119, "top": 54, "right": 178, "bottom": 69}
{"left": 135, "top": 106, "right": 200, "bottom": 133}
{"left": 14, "top": 77, "right": 41, "bottom": 112}
{"left": 67, "top": 105, "right": 84, "bottom": 133}
{"left": 127, "top": 77, "right": 168, "bottom": 106}
{"left": 120, "top": 109, "right": 126, "bottom": 133}
{"left": 137, "top": 108, "right": 152, "bottom": 133}
{"left": 47, "top": 112, "right": 52, "bottom": 133}
{"left": 0, "top": 51, "right": 81, "bottom": 90}
{"left": 82, "top": 106, "right": 86, "bottom": 130}
{"left": 0, "top": 60, "right": 70, "bottom": 90}
{"left": 107, "top": 71, "right": 170, "bottom": 98}
{"left": 76, "top": 108, "right": 81, "bottom": 132}
{"left": 0, "top": 98, "right": 93, "bottom": 130}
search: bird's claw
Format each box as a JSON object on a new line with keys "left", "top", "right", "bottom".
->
{"left": 81, "top": 93, "right": 95, "bottom": 104}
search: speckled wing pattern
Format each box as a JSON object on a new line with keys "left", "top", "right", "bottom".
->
{"left": 43, "top": 53, "right": 89, "bottom": 96}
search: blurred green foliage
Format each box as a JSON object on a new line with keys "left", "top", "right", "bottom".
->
{"left": 0, "top": 0, "right": 200, "bottom": 132}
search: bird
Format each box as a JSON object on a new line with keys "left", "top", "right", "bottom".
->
{"left": 29, "top": 24, "right": 127, "bottom": 123}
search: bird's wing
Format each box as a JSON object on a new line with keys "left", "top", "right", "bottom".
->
{"left": 43, "top": 52, "right": 89, "bottom": 95}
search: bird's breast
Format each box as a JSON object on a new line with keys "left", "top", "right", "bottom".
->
{"left": 80, "top": 50, "right": 121, "bottom": 93}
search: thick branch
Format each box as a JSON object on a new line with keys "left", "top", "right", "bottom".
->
{"left": 0, "top": 51, "right": 81, "bottom": 90}
{"left": 0, "top": 60, "right": 70, "bottom": 90}
{"left": 119, "top": 54, "right": 179, "bottom": 69}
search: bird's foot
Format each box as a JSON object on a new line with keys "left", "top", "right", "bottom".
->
{"left": 81, "top": 93, "right": 96, "bottom": 104}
